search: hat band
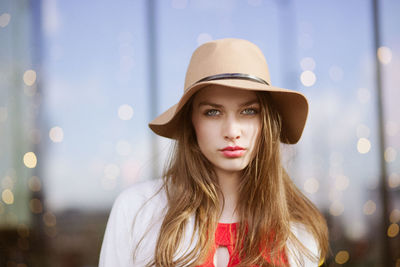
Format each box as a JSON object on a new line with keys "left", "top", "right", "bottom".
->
{"left": 191, "top": 73, "right": 270, "bottom": 89}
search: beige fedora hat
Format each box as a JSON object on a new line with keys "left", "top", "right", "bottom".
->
{"left": 149, "top": 38, "right": 308, "bottom": 144}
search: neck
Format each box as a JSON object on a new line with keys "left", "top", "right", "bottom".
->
{"left": 215, "top": 169, "right": 241, "bottom": 223}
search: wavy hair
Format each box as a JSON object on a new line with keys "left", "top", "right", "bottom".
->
{"left": 146, "top": 88, "right": 329, "bottom": 266}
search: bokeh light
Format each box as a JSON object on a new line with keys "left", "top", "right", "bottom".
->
{"left": 346, "top": 220, "right": 367, "bottom": 241}
{"left": 300, "top": 57, "right": 316, "bottom": 71}
{"left": 298, "top": 32, "right": 313, "bottom": 50}
{"left": 385, "top": 121, "right": 399, "bottom": 136}
{"left": 49, "top": 126, "right": 64, "bottom": 143}
{"left": 23, "top": 69, "right": 37, "bottom": 86}
{"left": 29, "top": 198, "right": 43, "bottom": 214}
{"left": 384, "top": 147, "right": 397, "bottom": 163}
{"left": 0, "top": 13, "right": 11, "bottom": 28}
{"left": 43, "top": 211, "right": 57, "bottom": 227}
{"left": 17, "top": 224, "right": 29, "bottom": 238}
{"left": 304, "top": 178, "right": 319, "bottom": 194}
{"left": 300, "top": 70, "right": 316, "bottom": 87}
{"left": 377, "top": 46, "right": 392, "bottom": 64}
{"left": 330, "top": 201, "right": 344, "bottom": 216}
{"left": 386, "top": 121, "right": 399, "bottom": 136}
{"left": 102, "top": 162, "right": 120, "bottom": 190}
{"left": 387, "top": 223, "right": 399, "bottom": 238}
{"left": 119, "top": 46, "right": 134, "bottom": 70}
{"left": 390, "top": 209, "right": 400, "bottom": 223}
{"left": 2, "top": 189, "right": 14, "bottom": 205}
{"left": 118, "top": 104, "right": 134, "bottom": 120}
{"left": 335, "top": 175, "right": 350, "bottom": 191}
{"left": 121, "top": 158, "right": 141, "bottom": 186}
{"left": 2, "top": 176, "right": 14, "bottom": 190}
{"left": 104, "top": 164, "right": 120, "bottom": 179}
{"left": 388, "top": 173, "right": 400, "bottom": 188}
{"left": 357, "top": 87, "right": 371, "bottom": 103}
{"left": 115, "top": 31, "right": 135, "bottom": 83}
{"left": 28, "top": 176, "right": 42, "bottom": 192}
{"left": 23, "top": 152, "right": 37, "bottom": 168}
{"left": 363, "top": 200, "right": 376, "bottom": 215}
{"left": 119, "top": 43, "right": 134, "bottom": 60}
{"left": 329, "top": 65, "right": 344, "bottom": 82}
{"left": 357, "top": 138, "right": 371, "bottom": 154}
{"left": 335, "top": 250, "right": 350, "bottom": 264}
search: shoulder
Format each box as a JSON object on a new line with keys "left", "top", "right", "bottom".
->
{"left": 104, "top": 177, "right": 166, "bottom": 228}
{"left": 115, "top": 178, "right": 165, "bottom": 205}
{"left": 99, "top": 178, "right": 166, "bottom": 266}
{"left": 290, "top": 222, "right": 319, "bottom": 255}
{"left": 111, "top": 179, "right": 162, "bottom": 221}
{"left": 114, "top": 177, "right": 166, "bottom": 230}
{"left": 287, "top": 222, "right": 320, "bottom": 267}
{"left": 111, "top": 178, "right": 167, "bottom": 229}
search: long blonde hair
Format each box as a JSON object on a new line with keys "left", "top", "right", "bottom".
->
{"left": 147, "top": 89, "right": 329, "bottom": 266}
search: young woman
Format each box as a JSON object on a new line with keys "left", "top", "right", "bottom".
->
{"left": 99, "top": 38, "right": 329, "bottom": 267}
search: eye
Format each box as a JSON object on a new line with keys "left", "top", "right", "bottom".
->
{"left": 241, "top": 108, "right": 258, "bottom": 115}
{"left": 205, "top": 109, "right": 221, "bottom": 116}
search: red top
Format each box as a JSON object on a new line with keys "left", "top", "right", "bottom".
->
{"left": 196, "top": 223, "right": 288, "bottom": 267}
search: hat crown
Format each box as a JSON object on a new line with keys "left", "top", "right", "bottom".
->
{"left": 184, "top": 38, "right": 271, "bottom": 92}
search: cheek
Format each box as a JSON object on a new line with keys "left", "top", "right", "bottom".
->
{"left": 254, "top": 122, "right": 261, "bottom": 140}
{"left": 194, "top": 120, "right": 217, "bottom": 147}
{"left": 246, "top": 119, "right": 261, "bottom": 139}
{"left": 246, "top": 119, "right": 261, "bottom": 150}
{"left": 192, "top": 115, "right": 219, "bottom": 149}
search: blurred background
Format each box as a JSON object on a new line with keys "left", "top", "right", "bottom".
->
{"left": 0, "top": 0, "right": 399, "bottom": 266}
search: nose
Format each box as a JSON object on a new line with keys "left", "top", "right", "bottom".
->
{"left": 223, "top": 115, "right": 241, "bottom": 141}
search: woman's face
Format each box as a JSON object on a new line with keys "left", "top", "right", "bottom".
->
{"left": 191, "top": 85, "right": 261, "bottom": 177}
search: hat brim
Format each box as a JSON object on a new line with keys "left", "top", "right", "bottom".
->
{"left": 149, "top": 79, "right": 308, "bottom": 144}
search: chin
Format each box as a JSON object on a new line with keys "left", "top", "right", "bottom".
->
{"left": 216, "top": 163, "right": 248, "bottom": 173}
{"left": 207, "top": 156, "right": 251, "bottom": 174}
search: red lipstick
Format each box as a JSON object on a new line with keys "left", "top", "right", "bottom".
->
{"left": 220, "top": 146, "right": 245, "bottom": 158}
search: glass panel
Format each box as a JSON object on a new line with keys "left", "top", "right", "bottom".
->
{"left": 41, "top": 0, "right": 151, "bottom": 211}
{"left": 290, "top": 1, "right": 382, "bottom": 265}
{"left": 381, "top": 0, "right": 400, "bottom": 263}
{"left": 0, "top": 0, "right": 34, "bottom": 229}
{"left": 1, "top": 0, "right": 399, "bottom": 266}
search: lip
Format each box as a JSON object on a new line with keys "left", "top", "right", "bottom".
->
{"left": 220, "top": 146, "right": 246, "bottom": 158}
{"left": 221, "top": 146, "right": 245, "bottom": 151}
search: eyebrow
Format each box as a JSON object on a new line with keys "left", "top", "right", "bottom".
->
{"left": 197, "top": 99, "right": 259, "bottom": 108}
{"left": 239, "top": 99, "right": 260, "bottom": 107}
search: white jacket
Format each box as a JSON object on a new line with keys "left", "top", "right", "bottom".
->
{"left": 99, "top": 179, "right": 320, "bottom": 267}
